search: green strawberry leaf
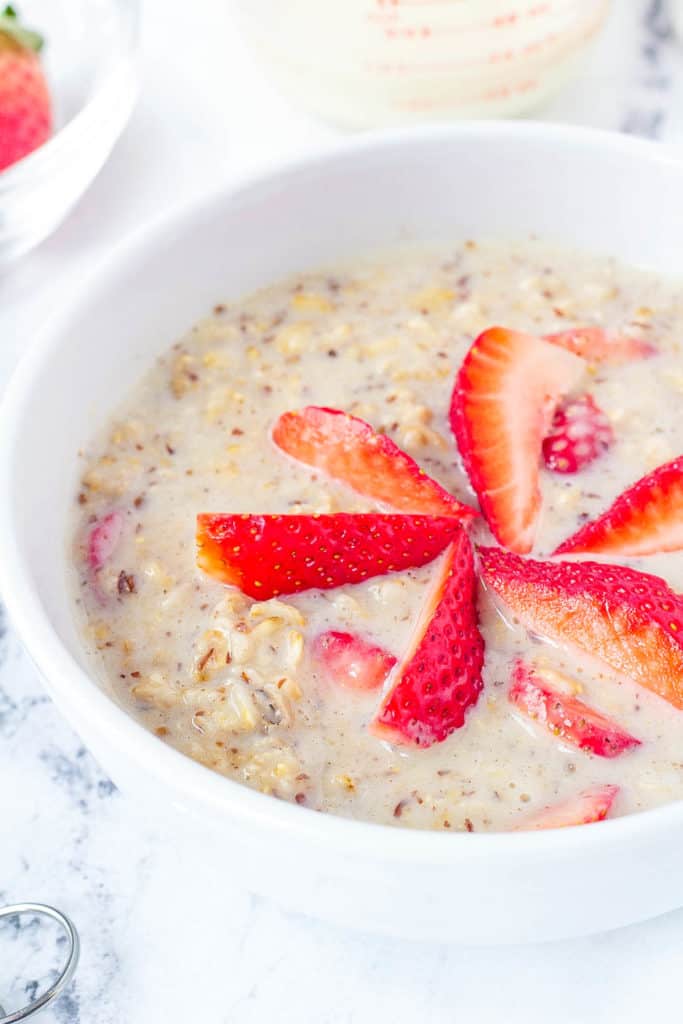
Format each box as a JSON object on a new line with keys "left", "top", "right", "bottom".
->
{"left": 0, "top": 5, "right": 44, "bottom": 52}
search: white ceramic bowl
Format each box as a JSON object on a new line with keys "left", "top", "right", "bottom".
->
{"left": 2, "top": 123, "right": 683, "bottom": 945}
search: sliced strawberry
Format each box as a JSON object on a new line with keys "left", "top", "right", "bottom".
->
{"left": 196, "top": 513, "right": 463, "bottom": 599}
{"left": 88, "top": 510, "right": 124, "bottom": 570}
{"left": 544, "top": 327, "right": 657, "bottom": 365}
{"left": 542, "top": 394, "right": 613, "bottom": 474}
{"left": 370, "top": 530, "right": 484, "bottom": 747}
{"left": 479, "top": 546, "right": 683, "bottom": 710}
{"left": 515, "top": 785, "right": 619, "bottom": 830}
{"left": 509, "top": 660, "right": 640, "bottom": 758}
{"left": 313, "top": 631, "right": 396, "bottom": 691}
{"left": 272, "top": 406, "right": 475, "bottom": 522}
{"left": 555, "top": 456, "right": 683, "bottom": 556}
{"left": 449, "top": 327, "right": 584, "bottom": 553}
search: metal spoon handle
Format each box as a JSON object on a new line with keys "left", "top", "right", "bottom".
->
{"left": 0, "top": 903, "right": 79, "bottom": 1023}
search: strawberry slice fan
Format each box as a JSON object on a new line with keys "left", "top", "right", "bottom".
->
{"left": 196, "top": 404, "right": 487, "bottom": 750}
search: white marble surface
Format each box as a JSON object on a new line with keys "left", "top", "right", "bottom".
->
{"left": 3, "top": 1, "right": 683, "bottom": 1020}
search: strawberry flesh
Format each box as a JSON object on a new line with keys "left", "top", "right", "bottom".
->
{"left": 555, "top": 455, "right": 683, "bottom": 557}
{"left": 313, "top": 631, "right": 396, "bottom": 691}
{"left": 370, "top": 530, "right": 484, "bottom": 747}
{"left": 196, "top": 513, "right": 464, "bottom": 599}
{"left": 516, "top": 785, "right": 619, "bottom": 830}
{"left": 88, "top": 510, "right": 124, "bottom": 571}
{"left": 542, "top": 394, "right": 613, "bottom": 474}
{"left": 544, "top": 326, "right": 657, "bottom": 365}
{"left": 450, "top": 327, "right": 584, "bottom": 554}
{"left": 479, "top": 546, "right": 683, "bottom": 710}
{"left": 272, "top": 406, "right": 475, "bottom": 522}
{"left": 509, "top": 660, "right": 640, "bottom": 758}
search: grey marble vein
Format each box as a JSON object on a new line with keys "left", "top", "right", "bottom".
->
{"left": 621, "top": 0, "right": 676, "bottom": 137}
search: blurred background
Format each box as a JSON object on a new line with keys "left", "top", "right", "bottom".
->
{"left": 2, "top": 0, "right": 682, "bottom": 261}
{"left": 2, "top": 2, "right": 681, "bottom": 271}
{"left": 3, "top": 1, "right": 682, "bottom": 366}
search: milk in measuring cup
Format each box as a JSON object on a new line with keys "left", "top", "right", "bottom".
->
{"left": 234, "top": 0, "right": 610, "bottom": 127}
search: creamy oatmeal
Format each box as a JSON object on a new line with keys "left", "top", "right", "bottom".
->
{"left": 72, "top": 239, "right": 683, "bottom": 832}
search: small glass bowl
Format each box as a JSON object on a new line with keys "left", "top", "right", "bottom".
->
{"left": 0, "top": 0, "right": 139, "bottom": 266}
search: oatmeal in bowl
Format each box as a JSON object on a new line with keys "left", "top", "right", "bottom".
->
{"left": 73, "top": 239, "right": 683, "bottom": 834}
{"left": 6, "top": 124, "right": 683, "bottom": 942}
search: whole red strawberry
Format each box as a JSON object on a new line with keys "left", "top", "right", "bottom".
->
{"left": 0, "top": 5, "right": 52, "bottom": 172}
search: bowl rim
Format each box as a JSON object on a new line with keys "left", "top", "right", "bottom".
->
{"left": 2, "top": 119, "right": 683, "bottom": 863}
{"left": 0, "top": 0, "right": 140, "bottom": 192}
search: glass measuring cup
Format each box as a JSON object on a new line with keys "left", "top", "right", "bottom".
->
{"left": 234, "top": 0, "right": 611, "bottom": 128}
